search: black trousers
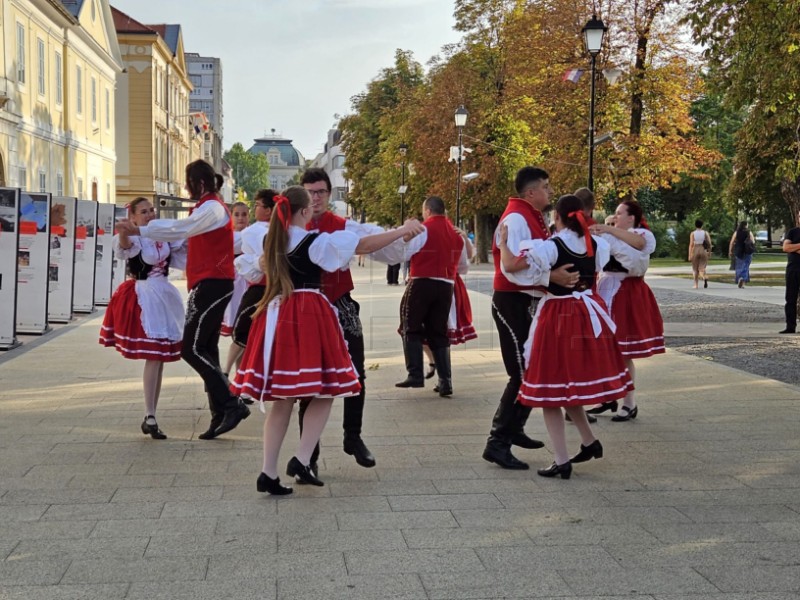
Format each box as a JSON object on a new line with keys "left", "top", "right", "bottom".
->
{"left": 785, "top": 268, "right": 800, "bottom": 331}
{"left": 182, "top": 279, "right": 237, "bottom": 418}
{"left": 232, "top": 284, "right": 266, "bottom": 348}
{"left": 487, "top": 290, "right": 537, "bottom": 449}
{"left": 399, "top": 278, "right": 454, "bottom": 349}
{"left": 387, "top": 263, "right": 401, "bottom": 285}
{"left": 299, "top": 294, "right": 366, "bottom": 462}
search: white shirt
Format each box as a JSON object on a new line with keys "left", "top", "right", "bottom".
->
{"left": 513, "top": 229, "right": 610, "bottom": 286}
{"left": 288, "top": 225, "right": 359, "bottom": 273}
{"left": 113, "top": 235, "right": 187, "bottom": 272}
{"left": 600, "top": 228, "right": 656, "bottom": 277}
{"left": 496, "top": 212, "right": 551, "bottom": 292}
{"left": 234, "top": 220, "right": 270, "bottom": 283}
{"left": 138, "top": 199, "right": 230, "bottom": 242}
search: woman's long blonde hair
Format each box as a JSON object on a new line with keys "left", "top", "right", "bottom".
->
{"left": 254, "top": 186, "right": 310, "bottom": 315}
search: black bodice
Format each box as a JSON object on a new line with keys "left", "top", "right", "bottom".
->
{"left": 288, "top": 233, "right": 322, "bottom": 290}
{"left": 547, "top": 236, "right": 597, "bottom": 296}
{"left": 127, "top": 251, "right": 169, "bottom": 281}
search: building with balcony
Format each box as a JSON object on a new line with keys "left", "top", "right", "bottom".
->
{"left": 0, "top": 0, "right": 123, "bottom": 201}
{"left": 112, "top": 6, "right": 199, "bottom": 206}
{"left": 186, "top": 52, "right": 222, "bottom": 173}
{"left": 248, "top": 130, "right": 305, "bottom": 192}
{"left": 307, "top": 128, "right": 348, "bottom": 216}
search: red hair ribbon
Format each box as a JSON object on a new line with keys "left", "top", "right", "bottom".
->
{"left": 273, "top": 195, "right": 290, "bottom": 229}
{"left": 568, "top": 210, "right": 594, "bottom": 257}
{"left": 639, "top": 216, "right": 650, "bottom": 230}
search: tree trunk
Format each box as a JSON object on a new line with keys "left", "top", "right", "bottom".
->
{"left": 629, "top": 34, "right": 648, "bottom": 137}
{"left": 475, "top": 212, "right": 495, "bottom": 264}
{"left": 781, "top": 178, "right": 800, "bottom": 226}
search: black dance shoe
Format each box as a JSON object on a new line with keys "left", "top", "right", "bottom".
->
{"left": 570, "top": 439, "right": 603, "bottom": 464}
{"left": 482, "top": 446, "right": 529, "bottom": 470}
{"left": 198, "top": 417, "right": 222, "bottom": 440}
{"left": 256, "top": 473, "right": 293, "bottom": 495}
{"left": 537, "top": 462, "right": 572, "bottom": 479}
{"left": 343, "top": 435, "right": 376, "bottom": 468}
{"left": 140, "top": 417, "right": 167, "bottom": 440}
{"left": 779, "top": 328, "right": 796, "bottom": 334}
{"left": 510, "top": 433, "right": 545, "bottom": 449}
{"left": 395, "top": 377, "right": 424, "bottom": 388}
{"left": 586, "top": 400, "right": 618, "bottom": 415}
{"left": 425, "top": 363, "right": 436, "bottom": 379}
{"left": 611, "top": 405, "right": 638, "bottom": 422}
{"left": 214, "top": 400, "right": 251, "bottom": 437}
{"left": 293, "top": 462, "right": 318, "bottom": 485}
{"left": 287, "top": 457, "right": 324, "bottom": 486}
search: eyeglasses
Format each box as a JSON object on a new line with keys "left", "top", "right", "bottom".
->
{"left": 306, "top": 189, "right": 330, "bottom": 197}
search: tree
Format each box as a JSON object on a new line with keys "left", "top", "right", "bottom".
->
{"left": 686, "top": 0, "right": 800, "bottom": 224}
{"left": 223, "top": 143, "right": 270, "bottom": 204}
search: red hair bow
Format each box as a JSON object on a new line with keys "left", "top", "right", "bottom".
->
{"left": 568, "top": 210, "right": 594, "bottom": 257}
{"left": 273, "top": 195, "right": 290, "bottom": 229}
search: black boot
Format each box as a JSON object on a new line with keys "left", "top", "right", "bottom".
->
{"left": 343, "top": 433, "right": 376, "bottom": 468}
{"left": 395, "top": 336, "right": 425, "bottom": 387}
{"left": 430, "top": 346, "right": 452, "bottom": 397}
{"left": 214, "top": 397, "right": 251, "bottom": 437}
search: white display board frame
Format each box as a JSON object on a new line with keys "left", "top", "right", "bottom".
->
{"left": 73, "top": 200, "right": 98, "bottom": 313}
{"left": 47, "top": 196, "right": 77, "bottom": 323}
{"left": 110, "top": 205, "right": 127, "bottom": 295}
{"left": 16, "top": 191, "right": 52, "bottom": 335}
{"left": 0, "top": 188, "right": 21, "bottom": 350}
{"left": 94, "top": 203, "right": 115, "bottom": 305}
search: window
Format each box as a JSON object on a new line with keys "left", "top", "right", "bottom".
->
{"left": 91, "top": 77, "right": 97, "bottom": 122}
{"left": 105, "top": 88, "right": 110, "bottom": 128}
{"left": 106, "top": 183, "right": 111, "bottom": 202}
{"left": 55, "top": 52, "right": 62, "bottom": 104}
{"left": 76, "top": 65, "right": 82, "bottom": 115}
{"left": 56, "top": 173, "right": 63, "bottom": 196}
{"left": 16, "top": 24, "right": 25, "bottom": 84}
{"left": 18, "top": 167, "right": 27, "bottom": 189}
{"left": 77, "top": 177, "right": 83, "bottom": 198}
{"left": 39, "top": 171, "right": 46, "bottom": 193}
{"left": 37, "top": 38, "right": 45, "bottom": 95}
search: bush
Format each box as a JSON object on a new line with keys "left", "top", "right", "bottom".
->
{"left": 648, "top": 221, "right": 677, "bottom": 258}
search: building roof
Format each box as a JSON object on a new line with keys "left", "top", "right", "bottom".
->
{"left": 59, "top": 0, "right": 84, "bottom": 18}
{"left": 148, "top": 24, "right": 181, "bottom": 55}
{"left": 111, "top": 6, "right": 155, "bottom": 33}
{"left": 249, "top": 135, "right": 305, "bottom": 167}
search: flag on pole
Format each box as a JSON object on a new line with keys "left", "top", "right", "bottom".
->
{"left": 562, "top": 68, "right": 584, "bottom": 83}
{"left": 190, "top": 112, "right": 209, "bottom": 135}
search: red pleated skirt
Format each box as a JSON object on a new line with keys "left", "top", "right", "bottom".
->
{"left": 611, "top": 277, "right": 665, "bottom": 359}
{"left": 231, "top": 291, "right": 361, "bottom": 400}
{"left": 98, "top": 280, "right": 182, "bottom": 362}
{"left": 449, "top": 274, "right": 477, "bottom": 345}
{"left": 518, "top": 295, "right": 633, "bottom": 407}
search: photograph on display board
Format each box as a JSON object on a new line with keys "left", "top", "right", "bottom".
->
{"left": 0, "top": 190, "right": 16, "bottom": 232}
{"left": 19, "top": 194, "right": 49, "bottom": 232}
{"left": 49, "top": 266, "right": 59, "bottom": 282}
{"left": 18, "top": 251, "right": 30, "bottom": 268}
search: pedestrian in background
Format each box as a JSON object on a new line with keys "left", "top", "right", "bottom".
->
{"left": 729, "top": 221, "right": 755, "bottom": 288}
{"left": 689, "top": 219, "right": 711, "bottom": 289}
{"left": 780, "top": 210, "right": 800, "bottom": 334}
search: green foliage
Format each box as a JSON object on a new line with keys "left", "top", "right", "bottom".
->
{"left": 223, "top": 143, "right": 270, "bottom": 205}
{"left": 647, "top": 221, "right": 676, "bottom": 258}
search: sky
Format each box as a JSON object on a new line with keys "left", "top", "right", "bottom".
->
{"left": 110, "top": 0, "right": 465, "bottom": 161}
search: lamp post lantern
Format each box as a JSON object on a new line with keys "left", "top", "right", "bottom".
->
{"left": 454, "top": 105, "right": 468, "bottom": 227}
{"left": 398, "top": 142, "right": 408, "bottom": 224}
{"left": 582, "top": 14, "right": 607, "bottom": 192}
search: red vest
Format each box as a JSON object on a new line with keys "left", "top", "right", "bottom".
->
{"left": 186, "top": 193, "right": 235, "bottom": 290}
{"left": 410, "top": 215, "right": 463, "bottom": 280}
{"left": 307, "top": 211, "right": 353, "bottom": 302}
{"left": 492, "top": 198, "right": 550, "bottom": 292}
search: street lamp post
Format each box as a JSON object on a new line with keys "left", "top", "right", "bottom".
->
{"left": 454, "top": 105, "right": 468, "bottom": 227}
{"left": 582, "top": 14, "right": 607, "bottom": 192}
{"left": 398, "top": 142, "right": 408, "bottom": 224}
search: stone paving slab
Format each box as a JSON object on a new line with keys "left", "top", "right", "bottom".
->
{"left": 1, "top": 263, "right": 800, "bottom": 598}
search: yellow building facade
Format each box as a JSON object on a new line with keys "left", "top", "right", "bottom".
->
{"left": 0, "top": 0, "right": 122, "bottom": 201}
{"left": 113, "top": 8, "right": 200, "bottom": 207}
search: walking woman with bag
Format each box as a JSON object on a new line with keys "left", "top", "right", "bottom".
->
{"left": 689, "top": 219, "right": 712, "bottom": 289}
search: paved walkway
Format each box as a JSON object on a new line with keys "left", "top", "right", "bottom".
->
{"left": 1, "top": 263, "right": 799, "bottom": 599}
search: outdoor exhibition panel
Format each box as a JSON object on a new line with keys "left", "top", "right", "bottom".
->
{"left": 73, "top": 200, "right": 98, "bottom": 313}
{"left": 94, "top": 202, "right": 115, "bottom": 305}
{"left": 110, "top": 205, "right": 127, "bottom": 295}
{"left": 47, "top": 196, "right": 77, "bottom": 323}
{"left": 0, "top": 188, "right": 20, "bottom": 350}
{"left": 16, "top": 192, "right": 52, "bottom": 335}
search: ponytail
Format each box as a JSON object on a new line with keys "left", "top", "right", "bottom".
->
{"left": 253, "top": 186, "right": 310, "bottom": 314}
